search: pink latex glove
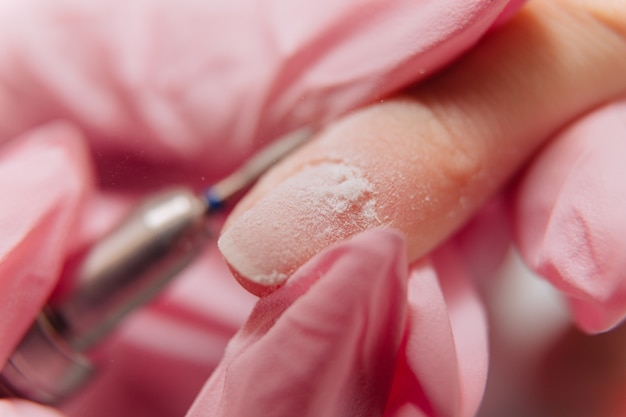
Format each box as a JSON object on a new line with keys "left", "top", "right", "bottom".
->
{"left": 514, "top": 98, "right": 626, "bottom": 334}
{"left": 0, "top": 1, "right": 620, "bottom": 415}
{"left": 187, "top": 230, "right": 488, "bottom": 417}
{"left": 0, "top": 1, "right": 523, "bottom": 416}
{"left": 208, "top": 1, "right": 626, "bottom": 416}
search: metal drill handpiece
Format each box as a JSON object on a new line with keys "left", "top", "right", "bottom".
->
{"left": 0, "top": 126, "right": 313, "bottom": 404}
{"left": 61, "top": 126, "right": 313, "bottom": 351}
{"left": 0, "top": 188, "right": 208, "bottom": 404}
{"left": 58, "top": 188, "right": 209, "bottom": 352}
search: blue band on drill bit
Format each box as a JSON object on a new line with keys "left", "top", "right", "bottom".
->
{"left": 204, "top": 188, "right": 224, "bottom": 212}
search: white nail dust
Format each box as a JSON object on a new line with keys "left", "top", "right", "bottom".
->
{"left": 218, "top": 162, "right": 379, "bottom": 286}
{"left": 318, "top": 163, "right": 377, "bottom": 217}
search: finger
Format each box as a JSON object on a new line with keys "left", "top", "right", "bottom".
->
{"left": 385, "top": 245, "right": 488, "bottom": 417}
{"left": 188, "top": 230, "right": 407, "bottom": 417}
{"left": 218, "top": 0, "right": 626, "bottom": 294}
{"left": 0, "top": 123, "right": 92, "bottom": 365}
{"left": 0, "top": 0, "right": 517, "bottom": 180}
{"left": 513, "top": 98, "right": 626, "bottom": 333}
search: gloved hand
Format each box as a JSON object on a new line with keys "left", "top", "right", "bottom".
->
{"left": 209, "top": 0, "right": 626, "bottom": 415}
{"left": 2, "top": 0, "right": 625, "bottom": 416}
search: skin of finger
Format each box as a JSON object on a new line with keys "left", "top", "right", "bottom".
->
{"left": 513, "top": 98, "right": 626, "bottom": 333}
{"left": 0, "top": 0, "right": 516, "bottom": 186}
{"left": 0, "top": 123, "right": 92, "bottom": 363}
{"left": 221, "top": 0, "right": 626, "bottom": 292}
{"left": 186, "top": 230, "right": 407, "bottom": 417}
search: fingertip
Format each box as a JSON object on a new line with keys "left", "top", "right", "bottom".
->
{"left": 227, "top": 263, "right": 282, "bottom": 297}
{"left": 217, "top": 158, "right": 383, "bottom": 293}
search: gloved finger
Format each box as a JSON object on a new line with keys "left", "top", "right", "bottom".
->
{"left": 218, "top": 0, "right": 626, "bottom": 295}
{"left": 0, "top": 122, "right": 93, "bottom": 363}
{"left": 385, "top": 245, "right": 488, "bottom": 417}
{"left": 0, "top": 399, "right": 66, "bottom": 417}
{"left": 186, "top": 229, "right": 408, "bottom": 417}
{"left": 513, "top": 98, "right": 626, "bottom": 333}
{"left": 0, "top": 0, "right": 520, "bottom": 183}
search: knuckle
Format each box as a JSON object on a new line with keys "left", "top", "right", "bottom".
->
{"left": 423, "top": 104, "right": 486, "bottom": 189}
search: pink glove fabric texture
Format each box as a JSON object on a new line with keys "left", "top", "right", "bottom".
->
{"left": 513, "top": 98, "right": 626, "bottom": 334}
{"left": 0, "top": 1, "right": 575, "bottom": 416}
{"left": 186, "top": 230, "right": 487, "bottom": 417}
{"left": 0, "top": 0, "right": 524, "bottom": 180}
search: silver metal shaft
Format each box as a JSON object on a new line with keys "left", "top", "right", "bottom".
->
{"left": 58, "top": 188, "right": 209, "bottom": 352}
{"left": 207, "top": 126, "right": 313, "bottom": 206}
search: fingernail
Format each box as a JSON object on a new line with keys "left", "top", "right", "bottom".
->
{"left": 217, "top": 162, "right": 380, "bottom": 287}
